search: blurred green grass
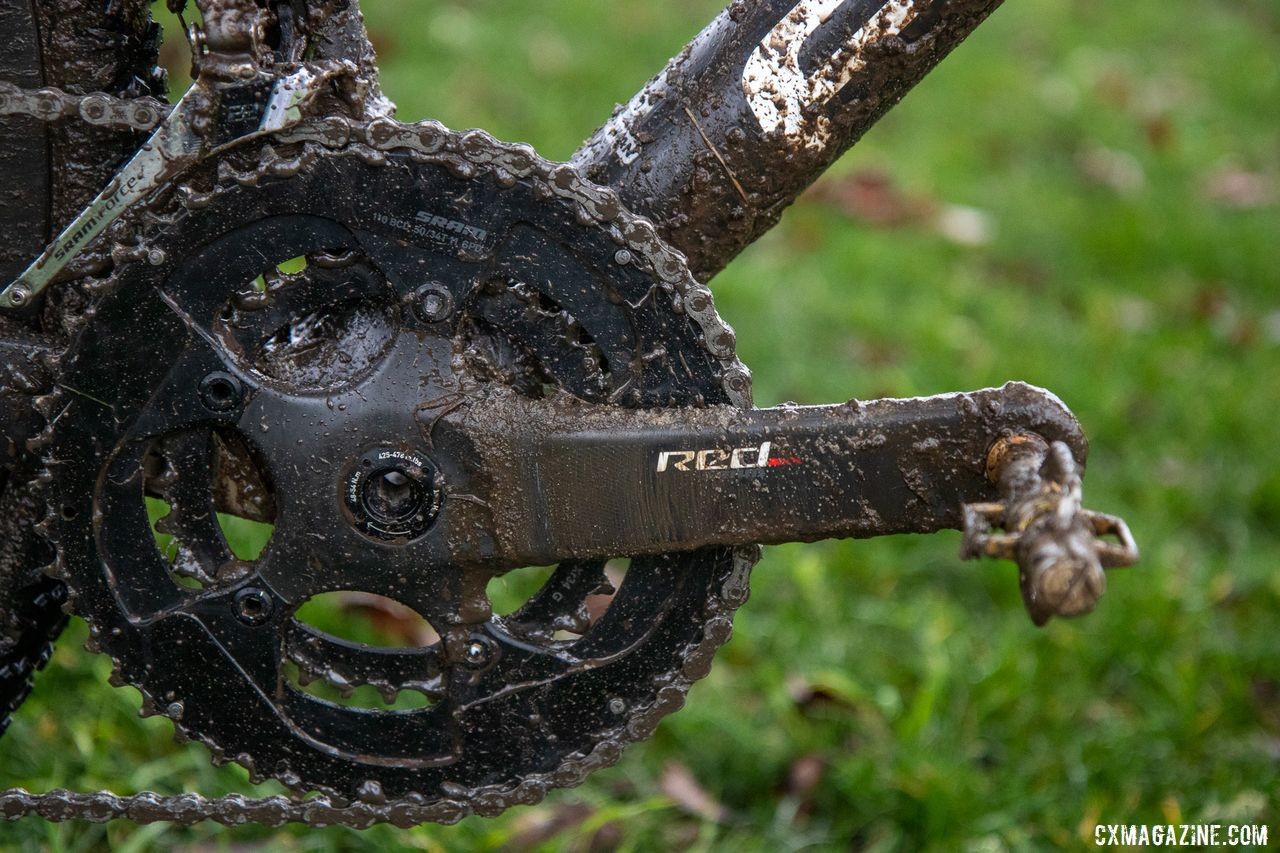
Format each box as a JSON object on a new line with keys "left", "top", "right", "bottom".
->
{"left": 3, "top": 0, "right": 1278, "bottom": 849}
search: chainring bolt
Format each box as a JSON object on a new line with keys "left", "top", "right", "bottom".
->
{"left": 147, "top": 248, "right": 166, "bottom": 266}
{"left": 234, "top": 587, "right": 273, "bottom": 626}
{"left": 414, "top": 282, "right": 454, "bottom": 323}
{"left": 463, "top": 640, "right": 491, "bottom": 669}
{"left": 614, "top": 249, "right": 632, "bottom": 265}
{"left": 357, "top": 780, "right": 386, "bottom": 804}
{"left": 199, "top": 371, "right": 244, "bottom": 412}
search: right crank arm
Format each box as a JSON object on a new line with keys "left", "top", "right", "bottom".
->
{"left": 455, "top": 381, "right": 1137, "bottom": 624}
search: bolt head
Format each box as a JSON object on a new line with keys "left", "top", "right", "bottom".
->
{"left": 463, "top": 640, "right": 490, "bottom": 668}
{"left": 357, "top": 780, "right": 386, "bottom": 804}
{"left": 413, "top": 283, "right": 454, "bottom": 323}
{"left": 361, "top": 467, "right": 426, "bottom": 523}
{"left": 199, "top": 371, "right": 243, "bottom": 412}
{"left": 234, "top": 587, "right": 273, "bottom": 626}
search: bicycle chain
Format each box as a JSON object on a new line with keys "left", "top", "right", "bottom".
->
{"left": 0, "top": 580, "right": 66, "bottom": 738}
{"left": 0, "top": 81, "right": 170, "bottom": 133}
{"left": 1, "top": 111, "right": 755, "bottom": 826}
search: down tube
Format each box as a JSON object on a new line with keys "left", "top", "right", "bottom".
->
{"left": 572, "top": 0, "right": 1005, "bottom": 282}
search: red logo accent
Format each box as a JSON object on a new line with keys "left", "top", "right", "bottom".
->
{"left": 767, "top": 455, "right": 803, "bottom": 467}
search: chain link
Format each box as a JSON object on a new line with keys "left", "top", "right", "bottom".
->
{"left": 0, "top": 82, "right": 170, "bottom": 132}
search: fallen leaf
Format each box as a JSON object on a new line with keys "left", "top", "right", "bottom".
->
{"left": 807, "top": 169, "right": 936, "bottom": 227}
{"left": 660, "top": 761, "right": 729, "bottom": 824}
{"left": 588, "top": 820, "right": 625, "bottom": 852}
{"left": 1251, "top": 678, "right": 1280, "bottom": 732}
{"left": 1192, "top": 284, "right": 1231, "bottom": 321}
{"left": 787, "top": 753, "right": 826, "bottom": 800}
{"left": 1093, "top": 68, "right": 1133, "bottom": 108}
{"left": 336, "top": 592, "right": 439, "bottom": 646}
{"left": 507, "top": 801, "right": 595, "bottom": 851}
{"left": 932, "top": 204, "right": 994, "bottom": 247}
{"left": 808, "top": 170, "right": 994, "bottom": 246}
{"left": 782, "top": 753, "right": 827, "bottom": 826}
{"left": 1144, "top": 115, "right": 1175, "bottom": 151}
{"left": 1204, "top": 169, "right": 1276, "bottom": 210}
{"left": 786, "top": 673, "right": 862, "bottom": 715}
{"left": 367, "top": 27, "right": 399, "bottom": 61}
{"left": 1076, "top": 146, "right": 1145, "bottom": 195}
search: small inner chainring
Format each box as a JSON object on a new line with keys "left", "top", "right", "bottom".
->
{"left": 42, "top": 125, "right": 756, "bottom": 813}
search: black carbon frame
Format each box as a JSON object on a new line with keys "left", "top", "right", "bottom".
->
{"left": 574, "top": 0, "right": 1006, "bottom": 282}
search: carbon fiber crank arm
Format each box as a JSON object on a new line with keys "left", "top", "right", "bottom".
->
{"left": 459, "top": 381, "right": 1136, "bottom": 623}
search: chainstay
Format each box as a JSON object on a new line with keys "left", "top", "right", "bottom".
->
{"left": 4, "top": 113, "right": 756, "bottom": 825}
{"left": 0, "top": 82, "right": 169, "bottom": 133}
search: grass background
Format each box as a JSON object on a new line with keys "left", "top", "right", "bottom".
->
{"left": 2, "top": 0, "right": 1278, "bottom": 849}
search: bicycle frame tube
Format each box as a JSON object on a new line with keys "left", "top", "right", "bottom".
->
{"left": 573, "top": 0, "right": 1005, "bottom": 282}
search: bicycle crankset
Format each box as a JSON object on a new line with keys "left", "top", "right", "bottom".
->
{"left": 22, "top": 115, "right": 1137, "bottom": 822}
{"left": 0, "top": 0, "right": 1140, "bottom": 826}
{"left": 38, "top": 122, "right": 758, "bottom": 813}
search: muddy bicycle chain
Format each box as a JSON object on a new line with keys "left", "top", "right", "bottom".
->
{"left": 0, "top": 82, "right": 170, "bottom": 133}
{"left": 0, "top": 107, "right": 756, "bottom": 825}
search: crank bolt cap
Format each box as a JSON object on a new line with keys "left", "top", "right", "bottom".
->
{"left": 414, "top": 282, "right": 454, "bottom": 324}
{"left": 234, "top": 587, "right": 273, "bottom": 626}
{"left": 199, "top": 371, "right": 244, "bottom": 412}
{"left": 344, "top": 448, "right": 441, "bottom": 541}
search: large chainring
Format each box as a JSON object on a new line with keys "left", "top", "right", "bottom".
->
{"left": 40, "top": 121, "right": 757, "bottom": 814}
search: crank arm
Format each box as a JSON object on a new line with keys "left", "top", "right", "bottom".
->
{"left": 456, "top": 381, "right": 1136, "bottom": 623}
{"left": 466, "top": 381, "right": 1084, "bottom": 558}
